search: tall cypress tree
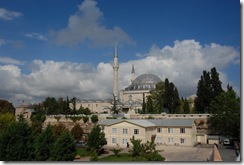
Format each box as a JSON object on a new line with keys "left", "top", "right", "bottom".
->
{"left": 210, "top": 67, "right": 223, "bottom": 97}
{"left": 146, "top": 95, "right": 154, "bottom": 114}
{"left": 195, "top": 67, "right": 223, "bottom": 113}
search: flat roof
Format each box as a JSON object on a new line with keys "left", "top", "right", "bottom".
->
{"left": 99, "top": 119, "right": 194, "bottom": 127}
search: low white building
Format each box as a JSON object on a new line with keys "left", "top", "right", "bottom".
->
{"left": 99, "top": 119, "right": 197, "bottom": 147}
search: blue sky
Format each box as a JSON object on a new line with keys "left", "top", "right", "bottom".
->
{"left": 0, "top": 0, "right": 241, "bottom": 105}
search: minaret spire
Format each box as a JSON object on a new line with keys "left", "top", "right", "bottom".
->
{"left": 113, "top": 43, "right": 119, "bottom": 100}
{"left": 131, "top": 64, "right": 135, "bottom": 82}
{"left": 114, "top": 42, "right": 118, "bottom": 58}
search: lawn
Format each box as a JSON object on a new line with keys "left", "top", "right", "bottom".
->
{"left": 99, "top": 153, "right": 147, "bottom": 161}
{"left": 76, "top": 148, "right": 90, "bottom": 157}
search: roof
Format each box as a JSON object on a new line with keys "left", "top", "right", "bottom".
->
{"left": 125, "top": 73, "right": 162, "bottom": 91}
{"left": 99, "top": 119, "right": 194, "bottom": 128}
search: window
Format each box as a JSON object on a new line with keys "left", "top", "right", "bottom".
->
{"left": 157, "top": 128, "right": 161, "bottom": 133}
{"left": 122, "top": 139, "right": 128, "bottom": 145}
{"left": 180, "top": 128, "right": 185, "bottom": 134}
{"left": 134, "top": 129, "right": 139, "bottom": 134}
{"left": 157, "top": 137, "right": 163, "bottom": 144}
{"left": 180, "top": 138, "right": 186, "bottom": 144}
{"left": 168, "top": 128, "right": 173, "bottom": 133}
{"left": 112, "top": 128, "right": 117, "bottom": 134}
{"left": 168, "top": 138, "right": 174, "bottom": 143}
{"left": 123, "top": 128, "right": 128, "bottom": 134}
{"left": 112, "top": 138, "right": 117, "bottom": 144}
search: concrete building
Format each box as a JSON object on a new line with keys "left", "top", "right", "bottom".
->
{"left": 99, "top": 119, "right": 197, "bottom": 147}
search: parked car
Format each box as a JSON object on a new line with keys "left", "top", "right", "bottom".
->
{"left": 76, "top": 140, "right": 87, "bottom": 148}
{"left": 223, "top": 139, "right": 230, "bottom": 145}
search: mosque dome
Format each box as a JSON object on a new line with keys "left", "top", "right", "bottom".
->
{"left": 125, "top": 73, "right": 162, "bottom": 91}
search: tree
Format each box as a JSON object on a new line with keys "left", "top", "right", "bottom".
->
{"left": 183, "top": 98, "right": 190, "bottom": 114}
{"left": 0, "top": 99, "right": 15, "bottom": 114}
{"left": 147, "top": 81, "right": 165, "bottom": 114}
{"left": 109, "top": 93, "right": 121, "bottom": 114}
{"left": 91, "top": 115, "right": 98, "bottom": 123}
{"left": 87, "top": 125, "right": 107, "bottom": 151}
{"left": 52, "top": 123, "right": 68, "bottom": 139}
{"left": 90, "top": 150, "right": 99, "bottom": 161}
{"left": 50, "top": 131, "right": 76, "bottom": 161}
{"left": 163, "top": 79, "right": 180, "bottom": 114}
{"left": 35, "top": 124, "right": 55, "bottom": 160}
{"left": 146, "top": 95, "right": 154, "bottom": 114}
{"left": 0, "top": 116, "right": 35, "bottom": 161}
{"left": 110, "top": 148, "right": 123, "bottom": 157}
{"left": 0, "top": 112, "right": 15, "bottom": 133}
{"left": 83, "top": 116, "right": 89, "bottom": 123}
{"left": 208, "top": 88, "right": 240, "bottom": 139}
{"left": 195, "top": 67, "right": 223, "bottom": 113}
{"left": 129, "top": 136, "right": 164, "bottom": 161}
{"left": 71, "top": 123, "right": 84, "bottom": 141}
{"left": 129, "top": 136, "right": 143, "bottom": 160}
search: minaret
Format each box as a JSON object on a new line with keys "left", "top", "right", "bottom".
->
{"left": 113, "top": 44, "right": 119, "bottom": 100}
{"left": 131, "top": 64, "right": 135, "bottom": 82}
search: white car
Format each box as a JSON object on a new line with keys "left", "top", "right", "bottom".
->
{"left": 223, "top": 139, "right": 230, "bottom": 145}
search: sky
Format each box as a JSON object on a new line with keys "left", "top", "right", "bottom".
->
{"left": 0, "top": 0, "right": 241, "bottom": 106}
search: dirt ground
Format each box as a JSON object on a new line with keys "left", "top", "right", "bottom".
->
{"left": 75, "top": 145, "right": 213, "bottom": 162}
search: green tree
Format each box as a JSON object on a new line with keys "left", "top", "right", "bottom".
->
{"left": 90, "top": 150, "right": 99, "bottom": 161}
{"left": 83, "top": 116, "right": 89, "bottom": 123}
{"left": 51, "top": 131, "right": 76, "bottom": 161}
{"left": 0, "top": 116, "right": 35, "bottom": 161}
{"left": 148, "top": 81, "right": 165, "bottom": 114}
{"left": 110, "top": 148, "right": 123, "bottom": 157}
{"left": 91, "top": 115, "right": 98, "bottom": 123}
{"left": 71, "top": 123, "right": 84, "bottom": 141}
{"left": 146, "top": 95, "right": 154, "bottom": 114}
{"left": 208, "top": 88, "right": 240, "bottom": 139}
{"left": 70, "top": 97, "right": 77, "bottom": 113}
{"left": 52, "top": 123, "right": 68, "bottom": 139}
{"left": 0, "top": 112, "right": 15, "bottom": 133}
{"left": 77, "top": 107, "right": 92, "bottom": 115}
{"left": 129, "top": 136, "right": 143, "bottom": 160}
{"left": 109, "top": 93, "right": 121, "bottom": 114}
{"left": 87, "top": 125, "right": 107, "bottom": 151}
{"left": 35, "top": 124, "right": 55, "bottom": 160}
{"left": 195, "top": 67, "right": 223, "bottom": 113}
{"left": 0, "top": 99, "right": 15, "bottom": 114}
{"left": 43, "top": 97, "right": 59, "bottom": 115}
{"left": 129, "top": 136, "right": 164, "bottom": 161}
{"left": 163, "top": 79, "right": 180, "bottom": 114}
{"left": 183, "top": 98, "right": 190, "bottom": 114}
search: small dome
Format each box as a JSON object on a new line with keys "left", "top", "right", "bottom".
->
{"left": 125, "top": 73, "right": 162, "bottom": 91}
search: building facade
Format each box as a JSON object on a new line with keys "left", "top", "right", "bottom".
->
{"left": 99, "top": 119, "right": 197, "bottom": 147}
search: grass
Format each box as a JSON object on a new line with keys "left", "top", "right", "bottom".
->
{"left": 76, "top": 148, "right": 90, "bottom": 157}
{"left": 99, "top": 153, "right": 147, "bottom": 161}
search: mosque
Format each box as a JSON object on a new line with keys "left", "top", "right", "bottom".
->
{"left": 75, "top": 46, "right": 163, "bottom": 114}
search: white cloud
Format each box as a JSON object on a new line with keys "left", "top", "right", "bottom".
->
{"left": 49, "top": 0, "right": 135, "bottom": 47}
{"left": 0, "top": 40, "right": 240, "bottom": 106}
{"left": 0, "top": 8, "right": 23, "bottom": 20}
{"left": 25, "top": 33, "right": 48, "bottom": 41}
{"left": 0, "top": 56, "right": 23, "bottom": 65}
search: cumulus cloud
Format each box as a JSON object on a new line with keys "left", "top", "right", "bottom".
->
{"left": 0, "top": 8, "right": 23, "bottom": 20}
{"left": 25, "top": 33, "right": 48, "bottom": 41}
{"left": 49, "top": 0, "right": 135, "bottom": 47}
{"left": 0, "top": 56, "right": 23, "bottom": 65}
{"left": 0, "top": 40, "right": 239, "bottom": 106}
